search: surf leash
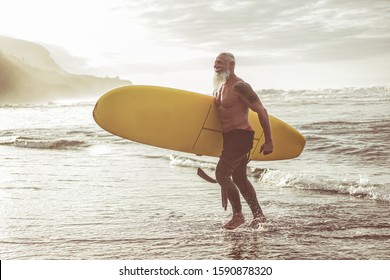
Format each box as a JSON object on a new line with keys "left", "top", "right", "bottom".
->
{"left": 197, "top": 168, "right": 217, "bottom": 184}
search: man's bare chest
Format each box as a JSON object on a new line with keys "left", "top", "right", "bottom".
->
{"left": 216, "top": 86, "right": 240, "bottom": 108}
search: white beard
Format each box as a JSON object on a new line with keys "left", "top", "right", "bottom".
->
{"left": 213, "top": 68, "right": 230, "bottom": 95}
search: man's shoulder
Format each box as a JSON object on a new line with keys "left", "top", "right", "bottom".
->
{"left": 232, "top": 80, "right": 259, "bottom": 103}
{"left": 233, "top": 80, "right": 253, "bottom": 94}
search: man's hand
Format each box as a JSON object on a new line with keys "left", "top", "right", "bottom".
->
{"left": 260, "top": 141, "right": 274, "bottom": 156}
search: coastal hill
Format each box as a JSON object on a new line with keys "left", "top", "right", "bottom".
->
{"left": 0, "top": 35, "right": 131, "bottom": 103}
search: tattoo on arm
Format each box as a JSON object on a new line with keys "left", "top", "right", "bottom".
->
{"left": 244, "top": 90, "right": 259, "bottom": 102}
{"left": 235, "top": 83, "right": 259, "bottom": 103}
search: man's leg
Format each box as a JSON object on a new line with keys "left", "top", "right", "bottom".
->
{"left": 232, "top": 158, "right": 266, "bottom": 226}
{"left": 215, "top": 159, "right": 245, "bottom": 229}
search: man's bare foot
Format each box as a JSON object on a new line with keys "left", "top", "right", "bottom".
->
{"left": 249, "top": 215, "right": 266, "bottom": 228}
{"left": 223, "top": 212, "right": 245, "bottom": 230}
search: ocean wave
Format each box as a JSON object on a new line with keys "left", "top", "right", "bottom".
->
{"left": 169, "top": 154, "right": 217, "bottom": 170}
{"left": 301, "top": 119, "right": 390, "bottom": 164}
{"left": 0, "top": 100, "right": 94, "bottom": 108}
{"left": 255, "top": 168, "right": 390, "bottom": 202}
{"left": 0, "top": 136, "right": 88, "bottom": 150}
{"left": 258, "top": 85, "right": 390, "bottom": 99}
{"left": 2, "top": 85, "right": 388, "bottom": 108}
{"left": 169, "top": 155, "right": 390, "bottom": 203}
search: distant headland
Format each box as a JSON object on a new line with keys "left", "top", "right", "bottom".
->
{"left": 0, "top": 35, "right": 131, "bottom": 103}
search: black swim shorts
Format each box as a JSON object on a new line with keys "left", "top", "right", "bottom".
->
{"left": 219, "top": 129, "right": 254, "bottom": 169}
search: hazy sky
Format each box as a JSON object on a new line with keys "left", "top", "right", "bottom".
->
{"left": 1, "top": 0, "right": 389, "bottom": 92}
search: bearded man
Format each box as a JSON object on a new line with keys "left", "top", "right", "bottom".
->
{"left": 213, "top": 52, "right": 274, "bottom": 230}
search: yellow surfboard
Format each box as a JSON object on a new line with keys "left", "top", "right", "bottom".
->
{"left": 93, "top": 85, "right": 305, "bottom": 161}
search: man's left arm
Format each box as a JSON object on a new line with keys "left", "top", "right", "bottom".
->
{"left": 235, "top": 82, "right": 274, "bottom": 155}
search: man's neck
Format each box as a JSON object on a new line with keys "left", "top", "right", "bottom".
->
{"left": 226, "top": 73, "right": 237, "bottom": 85}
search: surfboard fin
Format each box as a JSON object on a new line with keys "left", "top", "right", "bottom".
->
{"left": 197, "top": 168, "right": 217, "bottom": 184}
